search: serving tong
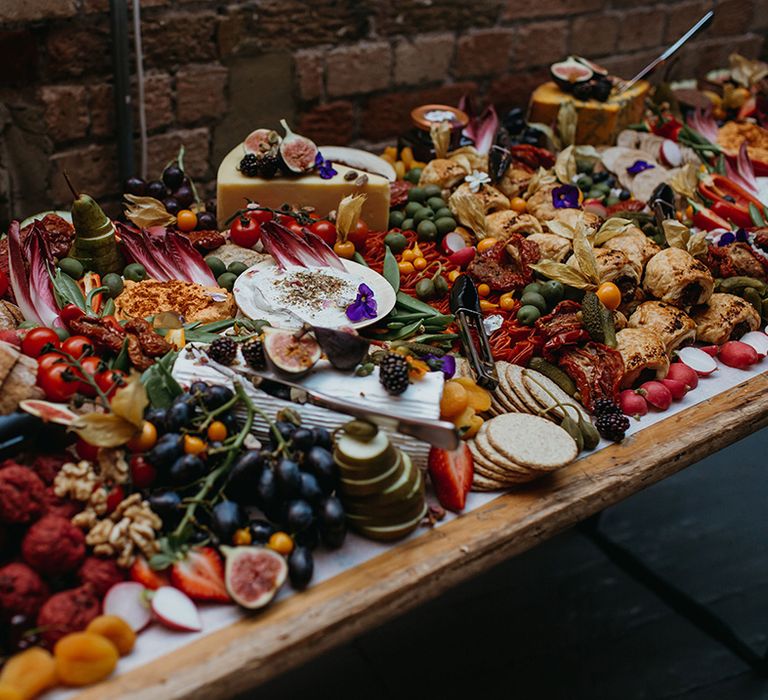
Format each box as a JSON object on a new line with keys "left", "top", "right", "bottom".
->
{"left": 449, "top": 275, "right": 499, "bottom": 391}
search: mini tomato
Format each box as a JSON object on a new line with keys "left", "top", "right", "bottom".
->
{"left": 596, "top": 281, "right": 621, "bottom": 310}
{"left": 37, "top": 352, "right": 66, "bottom": 372}
{"left": 61, "top": 335, "right": 95, "bottom": 359}
{"left": 75, "top": 438, "right": 100, "bottom": 461}
{"left": 477, "top": 237, "right": 499, "bottom": 254}
{"left": 309, "top": 220, "right": 337, "bottom": 246}
{"left": 229, "top": 214, "right": 261, "bottom": 248}
{"left": 95, "top": 369, "right": 127, "bottom": 398}
{"left": 129, "top": 455, "right": 157, "bottom": 489}
{"left": 510, "top": 197, "right": 527, "bottom": 213}
{"left": 21, "top": 327, "right": 60, "bottom": 358}
{"left": 37, "top": 363, "right": 79, "bottom": 402}
{"left": 247, "top": 208, "right": 274, "bottom": 225}
{"left": 183, "top": 434, "right": 206, "bottom": 455}
{"left": 127, "top": 421, "right": 158, "bottom": 452}
{"left": 347, "top": 219, "right": 369, "bottom": 250}
{"left": 333, "top": 241, "right": 355, "bottom": 259}
{"left": 207, "top": 421, "right": 228, "bottom": 442}
{"left": 59, "top": 304, "right": 85, "bottom": 325}
{"left": 78, "top": 356, "right": 105, "bottom": 397}
{"left": 176, "top": 210, "right": 198, "bottom": 232}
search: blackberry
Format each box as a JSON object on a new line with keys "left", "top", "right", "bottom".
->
{"left": 242, "top": 339, "right": 266, "bottom": 370}
{"left": 207, "top": 337, "right": 238, "bottom": 366}
{"left": 593, "top": 398, "right": 622, "bottom": 417}
{"left": 595, "top": 412, "right": 630, "bottom": 442}
{"left": 238, "top": 153, "right": 260, "bottom": 177}
{"left": 257, "top": 152, "right": 280, "bottom": 178}
{"left": 379, "top": 353, "right": 410, "bottom": 396}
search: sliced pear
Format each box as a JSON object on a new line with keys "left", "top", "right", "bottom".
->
{"left": 336, "top": 430, "right": 391, "bottom": 465}
{"left": 340, "top": 453, "right": 404, "bottom": 497}
{"left": 356, "top": 503, "right": 428, "bottom": 542}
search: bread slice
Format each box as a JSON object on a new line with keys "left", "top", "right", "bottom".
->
{"left": 0, "top": 352, "right": 43, "bottom": 414}
{"left": 486, "top": 413, "right": 578, "bottom": 471}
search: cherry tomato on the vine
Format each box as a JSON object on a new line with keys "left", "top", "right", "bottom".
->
{"left": 59, "top": 304, "right": 85, "bottom": 325}
{"left": 246, "top": 208, "right": 273, "bottom": 225}
{"left": 75, "top": 437, "right": 99, "bottom": 461}
{"left": 309, "top": 220, "right": 337, "bottom": 246}
{"left": 286, "top": 221, "right": 305, "bottom": 236}
{"left": 37, "top": 352, "right": 66, "bottom": 372}
{"left": 78, "top": 356, "right": 105, "bottom": 397}
{"left": 37, "top": 363, "right": 79, "bottom": 402}
{"left": 347, "top": 219, "right": 369, "bottom": 251}
{"left": 95, "top": 368, "right": 127, "bottom": 398}
{"left": 21, "top": 327, "right": 60, "bottom": 358}
{"left": 229, "top": 215, "right": 261, "bottom": 248}
{"left": 61, "top": 335, "right": 95, "bottom": 359}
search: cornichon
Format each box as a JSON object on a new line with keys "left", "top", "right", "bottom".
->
{"left": 578, "top": 415, "right": 600, "bottom": 450}
{"left": 527, "top": 357, "right": 577, "bottom": 396}
{"left": 560, "top": 415, "right": 584, "bottom": 452}
{"left": 742, "top": 287, "right": 763, "bottom": 315}
{"left": 719, "top": 276, "right": 768, "bottom": 296}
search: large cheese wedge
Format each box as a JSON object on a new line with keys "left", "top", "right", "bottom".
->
{"left": 527, "top": 80, "right": 650, "bottom": 145}
{"left": 216, "top": 145, "right": 391, "bottom": 230}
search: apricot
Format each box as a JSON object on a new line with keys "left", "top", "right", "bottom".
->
{"left": 451, "top": 405, "right": 476, "bottom": 431}
{"left": 0, "top": 647, "right": 57, "bottom": 699}
{"left": 86, "top": 615, "right": 136, "bottom": 656}
{"left": 54, "top": 632, "right": 118, "bottom": 686}
{"left": 463, "top": 414, "right": 484, "bottom": 439}
{"left": 439, "top": 381, "right": 469, "bottom": 418}
{"left": 453, "top": 377, "right": 492, "bottom": 412}
{"left": 0, "top": 685, "right": 23, "bottom": 700}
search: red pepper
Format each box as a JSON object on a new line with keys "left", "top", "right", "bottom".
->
{"left": 60, "top": 304, "right": 85, "bottom": 325}
{"left": 649, "top": 116, "right": 683, "bottom": 141}
{"left": 79, "top": 272, "right": 103, "bottom": 314}
{"left": 698, "top": 174, "right": 763, "bottom": 228}
{"left": 100, "top": 315, "right": 124, "bottom": 334}
{"left": 690, "top": 203, "right": 732, "bottom": 232}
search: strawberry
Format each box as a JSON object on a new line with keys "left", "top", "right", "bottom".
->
{"left": 170, "top": 546, "right": 230, "bottom": 603}
{"left": 130, "top": 556, "right": 170, "bottom": 590}
{"left": 427, "top": 444, "right": 474, "bottom": 513}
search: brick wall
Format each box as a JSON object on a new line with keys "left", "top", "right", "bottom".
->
{"left": 0, "top": 0, "right": 766, "bottom": 226}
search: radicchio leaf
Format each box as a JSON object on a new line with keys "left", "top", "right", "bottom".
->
{"left": 724, "top": 142, "right": 759, "bottom": 196}
{"left": 462, "top": 104, "right": 499, "bottom": 156}
{"left": 687, "top": 108, "right": 719, "bottom": 143}
{"left": 165, "top": 230, "right": 217, "bottom": 285}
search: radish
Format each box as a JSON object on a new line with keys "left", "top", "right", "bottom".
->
{"left": 151, "top": 586, "right": 202, "bottom": 632}
{"left": 620, "top": 389, "right": 648, "bottom": 418}
{"left": 637, "top": 381, "right": 673, "bottom": 410}
{"left": 698, "top": 345, "right": 719, "bottom": 357}
{"left": 659, "top": 139, "right": 682, "bottom": 167}
{"left": 449, "top": 246, "right": 476, "bottom": 268}
{"left": 676, "top": 347, "right": 718, "bottom": 376}
{"left": 666, "top": 362, "right": 698, "bottom": 390}
{"left": 661, "top": 377, "right": 688, "bottom": 401}
{"left": 103, "top": 582, "right": 152, "bottom": 632}
{"left": 441, "top": 232, "right": 466, "bottom": 255}
{"left": 718, "top": 340, "right": 759, "bottom": 369}
{"left": 582, "top": 199, "right": 608, "bottom": 218}
{"left": 738, "top": 331, "right": 768, "bottom": 358}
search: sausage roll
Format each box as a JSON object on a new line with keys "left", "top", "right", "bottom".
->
{"left": 601, "top": 225, "right": 661, "bottom": 269}
{"left": 486, "top": 210, "right": 543, "bottom": 240}
{"left": 567, "top": 248, "right": 642, "bottom": 301}
{"left": 526, "top": 233, "right": 572, "bottom": 262}
{"left": 548, "top": 208, "right": 601, "bottom": 234}
{"left": 627, "top": 301, "right": 697, "bottom": 353}
{"left": 418, "top": 158, "right": 468, "bottom": 190}
{"left": 690, "top": 292, "right": 761, "bottom": 345}
{"left": 615, "top": 327, "right": 670, "bottom": 388}
{"left": 642, "top": 247, "right": 714, "bottom": 308}
{"left": 452, "top": 182, "right": 510, "bottom": 214}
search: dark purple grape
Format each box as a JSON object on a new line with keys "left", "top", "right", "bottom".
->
{"left": 146, "top": 180, "right": 168, "bottom": 199}
{"left": 162, "top": 164, "right": 184, "bottom": 190}
{"left": 275, "top": 459, "right": 302, "bottom": 498}
{"left": 285, "top": 499, "right": 314, "bottom": 532}
{"left": 205, "top": 199, "right": 217, "bottom": 217}
{"left": 163, "top": 197, "right": 180, "bottom": 216}
{"left": 196, "top": 212, "right": 217, "bottom": 230}
{"left": 174, "top": 184, "right": 194, "bottom": 207}
{"left": 291, "top": 428, "right": 315, "bottom": 452}
{"left": 288, "top": 546, "right": 314, "bottom": 589}
{"left": 124, "top": 176, "right": 146, "bottom": 196}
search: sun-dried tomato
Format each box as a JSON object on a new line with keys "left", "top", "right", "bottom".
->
{"left": 183, "top": 230, "right": 226, "bottom": 253}
{"left": 509, "top": 144, "right": 555, "bottom": 170}
{"left": 468, "top": 235, "right": 539, "bottom": 291}
{"left": 124, "top": 318, "right": 171, "bottom": 358}
{"left": 66, "top": 316, "right": 125, "bottom": 354}
{"left": 558, "top": 342, "right": 624, "bottom": 412}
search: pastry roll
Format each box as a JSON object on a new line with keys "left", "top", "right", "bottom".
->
{"left": 525, "top": 184, "right": 558, "bottom": 220}
{"left": 567, "top": 248, "right": 641, "bottom": 300}
{"left": 615, "top": 328, "right": 670, "bottom": 388}
{"left": 690, "top": 292, "right": 761, "bottom": 344}
{"left": 418, "top": 159, "right": 468, "bottom": 190}
{"left": 601, "top": 225, "right": 660, "bottom": 269}
{"left": 547, "top": 208, "right": 601, "bottom": 234}
{"left": 452, "top": 182, "right": 510, "bottom": 214}
{"left": 486, "top": 210, "right": 543, "bottom": 240}
{"left": 627, "top": 301, "right": 696, "bottom": 353}
{"left": 642, "top": 247, "right": 714, "bottom": 308}
{"left": 526, "top": 233, "right": 571, "bottom": 262}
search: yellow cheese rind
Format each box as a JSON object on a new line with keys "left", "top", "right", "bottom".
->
{"left": 527, "top": 81, "right": 650, "bottom": 145}
{"left": 216, "top": 145, "right": 391, "bottom": 231}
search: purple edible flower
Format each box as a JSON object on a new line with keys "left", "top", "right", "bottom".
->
{"left": 552, "top": 184, "right": 580, "bottom": 209}
{"left": 717, "top": 231, "right": 735, "bottom": 246}
{"left": 626, "top": 160, "right": 655, "bottom": 175}
{"left": 345, "top": 283, "right": 377, "bottom": 322}
{"left": 315, "top": 152, "right": 337, "bottom": 180}
{"left": 424, "top": 353, "right": 456, "bottom": 378}
{"left": 735, "top": 227, "right": 749, "bottom": 242}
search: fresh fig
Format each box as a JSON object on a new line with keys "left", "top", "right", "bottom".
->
{"left": 244, "top": 128, "right": 282, "bottom": 156}
{"left": 278, "top": 119, "right": 319, "bottom": 174}
{"left": 19, "top": 400, "right": 78, "bottom": 426}
{"left": 550, "top": 57, "right": 593, "bottom": 91}
{"left": 263, "top": 326, "right": 321, "bottom": 376}
{"left": 221, "top": 546, "right": 287, "bottom": 610}
{"left": 312, "top": 326, "right": 369, "bottom": 371}
{"left": 572, "top": 55, "right": 608, "bottom": 76}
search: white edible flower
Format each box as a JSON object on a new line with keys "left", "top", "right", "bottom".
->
{"left": 465, "top": 170, "right": 491, "bottom": 193}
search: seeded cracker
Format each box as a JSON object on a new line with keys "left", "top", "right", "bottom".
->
{"left": 485, "top": 413, "right": 578, "bottom": 471}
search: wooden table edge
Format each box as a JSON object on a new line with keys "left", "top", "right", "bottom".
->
{"left": 75, "top": 372, "right": 768, "bottom": 700}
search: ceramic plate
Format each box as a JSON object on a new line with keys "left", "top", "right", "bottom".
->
{"left": 233, "top": 259, "right": 395, "bottom": 329}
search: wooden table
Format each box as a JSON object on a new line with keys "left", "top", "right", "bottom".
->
{"left": 78, "top": 372, "right": 768, "bottom": 699}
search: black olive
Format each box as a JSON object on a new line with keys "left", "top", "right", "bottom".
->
{"left": 290, "top": 428, "right": 315, "bottom": 452}
{"left": 285, "top": 499, "right": 314, "bottom": 533}
{"left": 275, "top": 459, "right": 302, "bottom": 498}
{"left": 146, "top": 433, "right": 182, "bottom": 469}
{"left": 256, "top": 466, "right": 278, "bottom": 508}
{"left": 148, "top": 491, "right": 182, "bottom": 525}
{"left": 288, "top": 546, "right": 314, "bottom": 590}
{"left": 165, "top": 402, "right": 193, "bottom": 432}
{"left": 169, "top": 454, "right": 205, "bottom": 485}
{"left": 248, "top": 519, "right": 275, "bottom": 544}
{"left": 211, "top": 500, "right": 244, "bottom": 543}
{"left": 298, "top": 472, "right": 323, "bottom": 505}
{"left": 312, "top": 427, "right": 332, "bottom": 451}
{"left": 201, "top": 385, "right": 234, "bottom": 410}
{"left": 225, "top": 450, "right": 263, "bottom": 503}
{"left": 321, "top": 525, "right": 347, "bottom": 550}
{"left": 304, "top": 447, "right": 337, "bottom": 492}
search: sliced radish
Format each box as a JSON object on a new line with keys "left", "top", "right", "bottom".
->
{"left": 441, "top": 231, "right": 467, "bottom": 255}
{"left": 718, "top": 340, "right": 759, "bottom": 369}
{"left": 151, "top": 586, "right": 202, "bottom": 632}
{"left": 676, "top": 347, "right": 718, "bottom": 376}
{"left": 666, "top": 362, "right": 698, "bottom": 390}
{"left": 449, "top": 246, "right": 476, "bottom": 268}
{"left": 659, "top": 139, "right": 682, "bottom": 167}
{"left": 582, "top": 199, "right": 608, "bottom": 218}
{"left": 103, "top": 582, "right": 152, "bottom": 632}
{"left": 738, "top": 331, "right": 768, "bottom": 358}
{"left": 698, "top": 345, "right": 719, "bottom": 357}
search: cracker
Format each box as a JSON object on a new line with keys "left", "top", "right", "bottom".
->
{"left": 468, "top": 440, "right": 514, "bottom": 479}
{"left": 485, "top": 413, "right": 578, "bottom": 471}
{"left": 505, "top": 364, "right": 543, "bottom": 416}
{"left": 522, "top": 369, "right": 589, "bottom": 424}
{"left": 475, "top": 428, "right": 532, "bottom": 476}
{"left": 497, "top": 366, "right": 528, "bottom": 413}
{"left": 471, "top": 471, "right": 508, "bottom": 491}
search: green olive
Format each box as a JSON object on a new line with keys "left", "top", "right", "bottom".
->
{"left": 404, "top": 168, "right": 422, "bottom": 185}
{"left": 416, "top": 220, "right": 438, "bottom": 241}
{"left": 413, "top": 207, "right": 434, "bottom": 224}
{"left": 384, "top": 231, "right": 408, "bottom": 254}
{"left": 58, "top": 257, "right": 84, "bottom": 280}
{"left": 434, "top": 207, "right": 453, "bottom": 219}
{"left": 123, "top": 263, "right": 148, "bottom": 282}
{"left": 404, "top": 201, "right": 422, "bottom": 218}
{"left": 519, "top": 292, "right": 547, "bottom": 313}
{"left": 540, "top": 280, "right": 564, "bottom": 305}
{"left": 433, "top": 274, "right": 449, "bottom": 296}
{"left": 587, "top": 188, "right": 604, "bottom": 200}
{"left": 576, "top": 175, "right": 593, "bottom": 192}
{"left": 228, "top": 261, "right": 248, "bottom": 276}
{"left": 517, "top": 304, "right": 541, "bottom": 326}
{"left": 415, "top": 278, "right": 436, "bottom": 300}
{"left": 408, "top": 187, "right": 427, "bottom": 203}
{"left": 204, "top": 256, "right": 226, "bottom": 278}
{"left": 217, "top": 272, "right": 237, "bottom": 291}
{"left": 401, "top": 218, "right": 415, "bottom": 231}
{"left": 423, "top": 184, "right": 443, "bottom": 198}
{"left": 388, "top": 210, "right": 406, "bottom": 228}
{"left": 523, "top": 282, "right": 542, "bottom": 296}
{"left": 427, "top": 196, "right": 446, "bottom": 211}
{"left": 435, "top": 217, "right": 457, "bottom": 235}
{"left": 102, "top": 272, "right": 124, "bottom": 298}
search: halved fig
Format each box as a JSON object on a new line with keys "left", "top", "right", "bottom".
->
{"left": 279, "top": 119, "right": 318, "bottom": 174}
{"left": 221, "top": 546, "right": 287, "bottom": 610}
{"left": 551, "top": 57, "right": 593, "bottom": 91}
{"left": 19, "top": 400, "right": 78, "bottom": 426}
{"left": 263, "top": 326, "right": 321, "bottom": 376}
{"left": 572, "top": 55, "right": 609, "bottom": 76}
{"left": 244, "top": 128, "right": 281, "bottom": 156}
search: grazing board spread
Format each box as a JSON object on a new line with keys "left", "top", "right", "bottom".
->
{"left": 3, "top": 46, "right": 768, "bottom": 699}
